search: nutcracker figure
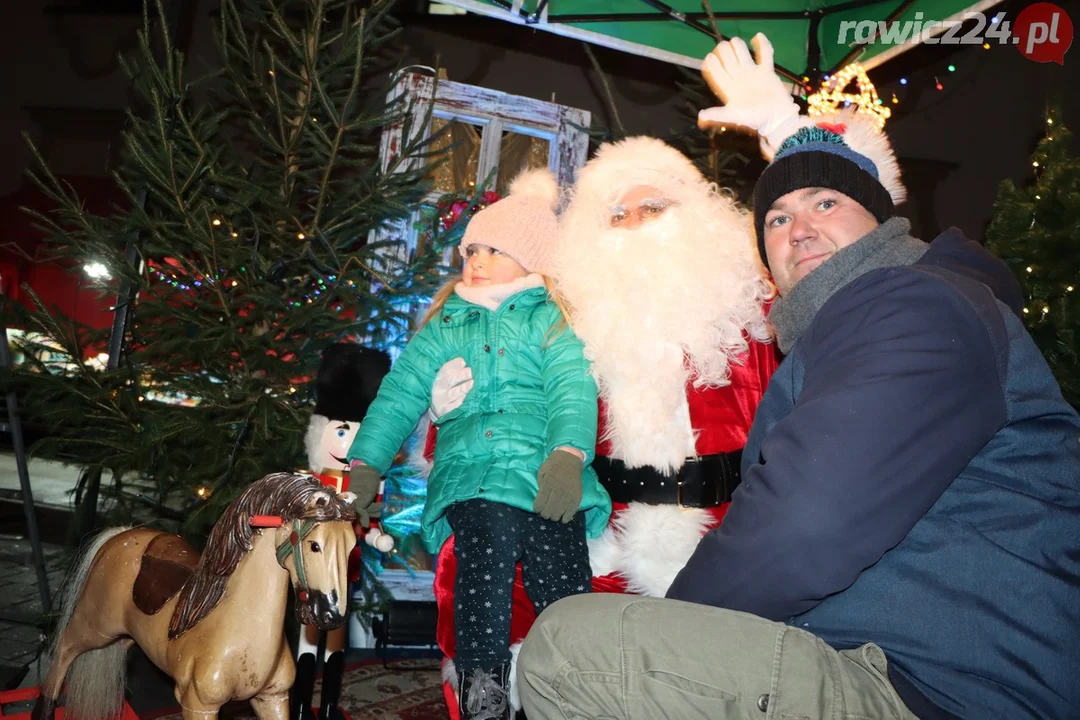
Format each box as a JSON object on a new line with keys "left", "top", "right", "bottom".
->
{"left": 292, "top": 343, "right": 392, "bottom": 720}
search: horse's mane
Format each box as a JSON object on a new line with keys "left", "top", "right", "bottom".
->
{"left": 168, "top": 472, "right": 355, "bottom": 639}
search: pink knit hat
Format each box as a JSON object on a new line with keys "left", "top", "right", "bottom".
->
{"left": 459, "top": 167, "right": 560, "bottom": 276}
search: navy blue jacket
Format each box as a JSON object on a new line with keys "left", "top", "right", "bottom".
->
{"left": 667, "top": 228, "right": 1080, "bottom": 719}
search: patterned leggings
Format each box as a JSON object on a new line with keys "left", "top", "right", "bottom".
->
{"left": 446, "top": 498, "right": 591, "bottom": 676}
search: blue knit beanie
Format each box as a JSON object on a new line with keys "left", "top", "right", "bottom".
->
{"left": 753, "top": 123, "right": 896, "bottom": 268}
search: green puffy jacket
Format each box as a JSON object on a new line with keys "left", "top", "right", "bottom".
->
{"left": 347, "top": 285, "right": 611, "bottom": 553}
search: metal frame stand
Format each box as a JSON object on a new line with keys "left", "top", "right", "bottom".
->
{"left": 0, "top": 320, "right": 53, "bottom": 623}
{"left": 0, "top": 292, "right": 52, "bottom": 690}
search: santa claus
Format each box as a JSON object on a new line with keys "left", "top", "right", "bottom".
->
{"left": 430, "top": 136, "right": 779, "bottom": 716}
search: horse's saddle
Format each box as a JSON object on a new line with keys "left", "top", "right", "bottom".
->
{"left": 133, "top": 532, "right": 200, "bottom": 616}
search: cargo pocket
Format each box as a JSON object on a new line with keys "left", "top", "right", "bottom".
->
{"left": 842, "top": 643, "right": 917, "bottom": 720}
{"left": 637, "top": 650, "right": 741, "bottom": 706}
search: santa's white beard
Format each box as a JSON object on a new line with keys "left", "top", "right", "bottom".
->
{"left": 557, "top": 197, "right": 770, "bottom": 473}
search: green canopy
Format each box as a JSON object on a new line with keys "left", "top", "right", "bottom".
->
{"left": 433, "top": 0, "right": 1003, "bottom": 82}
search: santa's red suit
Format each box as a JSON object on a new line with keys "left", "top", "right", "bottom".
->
{"left": 433, "top": 337, "right": 778, "bottom": 715}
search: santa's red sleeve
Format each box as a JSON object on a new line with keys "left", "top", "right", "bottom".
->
{"left": 689, "top": 337, "right": 780, "bottom": 456}
{"left": 424, "top": 420, "right": 438, "bottom": 462}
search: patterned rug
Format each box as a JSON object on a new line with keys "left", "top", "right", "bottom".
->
{"left": 141, "top": 659, "right": 449, "bottom": 720}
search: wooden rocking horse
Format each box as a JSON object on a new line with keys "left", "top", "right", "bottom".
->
{"left": 32, "top": 472, "right": 357, "bottom": 720}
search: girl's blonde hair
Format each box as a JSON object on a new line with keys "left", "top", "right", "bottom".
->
{"left": 417, "top": 275, "right": 573, "bottom": 341}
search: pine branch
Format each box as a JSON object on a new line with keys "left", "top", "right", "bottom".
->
{"left": 11, "top": 0, "right": 448, "bottom": 544}
{"left": 986, "top": 102, "right": 1080, "bottom": 407}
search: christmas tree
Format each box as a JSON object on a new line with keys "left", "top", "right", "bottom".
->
{"left": 5, "top": 0, "right": 460, "bottom": 542}
{"left": 986, "top": 105, "right": 1080, "bottom": 408}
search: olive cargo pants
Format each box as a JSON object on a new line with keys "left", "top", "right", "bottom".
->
{"left": 517, "top": 594, "right": 919, "bottom": 720}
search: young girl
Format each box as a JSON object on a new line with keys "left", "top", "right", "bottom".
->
{"left": 346, "top": 168, "right": 612, "bottom": 720}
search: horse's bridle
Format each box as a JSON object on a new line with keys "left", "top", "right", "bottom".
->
{"left": 274, "top": 519, "right": 317, "bottom": 601}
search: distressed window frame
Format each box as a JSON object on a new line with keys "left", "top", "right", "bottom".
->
{"left": 374, "top": 71, "right": 591, "bottom": 268}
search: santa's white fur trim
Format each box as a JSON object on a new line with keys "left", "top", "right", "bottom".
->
{"left": 406, "top": 413, "right": 434, "bottom": 480}
{"left": 509, "top": 641, "right": 523, "bottom": 711}
{"left": 443, "top": 656, "right": 458, "bottom": 690}
{"left": 440, "top": 641, "right": 524, "bottom": 712}
{"left": 304, "top": 414, "right": 328, "bottom": 472}
{"left": 572, "top": 137, "right": 707, "bottom": 208}
{"left": 508, "top": 166, "right": 559, "bottom": 210}
{"left": 587, "top": 526, "right": 623, "bottom": 578}
{"left": 599, "top": 503, "right": 715, "bottom": 597}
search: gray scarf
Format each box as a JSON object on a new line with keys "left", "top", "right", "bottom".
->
{"left": 770, "top": 217, "right": 929, "bottom": 354}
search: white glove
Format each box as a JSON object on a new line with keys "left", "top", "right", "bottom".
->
{"left": 429, "top": 357, "right": 473, "bottom": 422}
{"left": 697, "top": 33, "right": 805, "bottom": 161}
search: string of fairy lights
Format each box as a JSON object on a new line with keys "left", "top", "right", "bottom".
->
{"left": 801, "top": 55, "right": 975, "bottom": 130}
{"left": 149, "top": 259, "right": 349, "bottom": 310}
{"left": 147, "top": 189, "right": 482, "bottom": 304}
{"left": 1020, "top": 112, "right": 1076, "bottom": 318}
{"left": 801, "top": 9, "right": 1014, "bottom": 129}
{"left": 146, "top": 215, "right": 362, "bottom": 311}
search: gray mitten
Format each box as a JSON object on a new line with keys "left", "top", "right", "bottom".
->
{"left": 349, "top": 463, "right": 382, "bottom": 525}
{"left": 356, "top": 500, "right": 384, "bottom": 528}
{"left": 533, "top": 449, "right": 584, "bottom": 523}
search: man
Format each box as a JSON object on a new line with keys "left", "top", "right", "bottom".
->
{"left": 516, "top": 35, "right": 1080, "bottom": 720}
{"left": 429, "top": 136, "right": 779, "bottom": 714}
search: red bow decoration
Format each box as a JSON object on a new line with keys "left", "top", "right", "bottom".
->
{"left": 438, "top": 191, "right": 501, "bottom": 230}
{"left": 249, "top": 515, "right": 284, "bottom": 528}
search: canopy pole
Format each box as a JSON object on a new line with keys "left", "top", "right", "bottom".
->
{"left": 525, "top": 0, "right": 548, "bottom": 23}
{"left": 808, "top": 11, "right": 824, "bottom": 86}
{"left": 639, "top": 0, "right": 720, "bottom": 39}
{"left": 0, "top": 321, "right": 52, "bottom": 617}
{"left": 635, "top": 0, "right": 804, "bottom": 84}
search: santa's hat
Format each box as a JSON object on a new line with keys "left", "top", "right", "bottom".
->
{"left": 569, "top": 136, "right": 708, "bottom": 211}
{"left": 312, "top": 343, "right": 391, "bottom": 422}
{"left": 753, "top": 109, "right": 906, "bottom": 268}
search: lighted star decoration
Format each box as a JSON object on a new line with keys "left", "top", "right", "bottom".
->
{"left": 807, "top": 62, "right": 891, "bottom": 131}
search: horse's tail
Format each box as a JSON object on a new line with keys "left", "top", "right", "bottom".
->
{"left": 47, "top": 526, "right": 132, "bottom": 720}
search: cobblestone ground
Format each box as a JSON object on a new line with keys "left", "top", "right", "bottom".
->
{"left": 0, "top": 535, "right": 69, "bottom": 689}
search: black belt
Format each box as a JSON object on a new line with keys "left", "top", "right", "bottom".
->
{"left": 593, "top": 451, "right": 743, "bottom": 508}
